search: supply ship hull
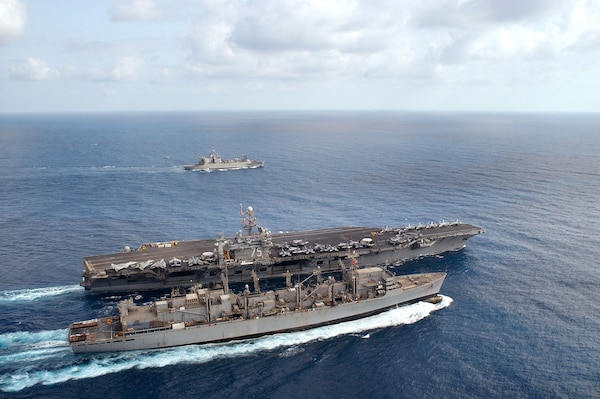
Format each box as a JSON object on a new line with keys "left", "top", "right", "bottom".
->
{"left": 81, "top": 217, "right": 483, "bottom": 293}
{"left": 70, "top": 265, "right": 446, "bottom": 353}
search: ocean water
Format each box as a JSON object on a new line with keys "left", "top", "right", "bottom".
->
{"left": 0, "top": 111, "right": 599, "bottom": 398}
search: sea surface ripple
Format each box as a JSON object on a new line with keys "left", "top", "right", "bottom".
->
{"left": 0, "top": 111, "right": 599, "bottom": 398}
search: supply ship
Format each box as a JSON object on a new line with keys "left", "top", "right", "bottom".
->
{"left": 184, "top": 150, "right": 264, "bottom": 171}
{"left": 80, "top": 205, "right": 484, "bottom": 293}
{"left": 69, "top": 261, "right": 446, "bottom": 353}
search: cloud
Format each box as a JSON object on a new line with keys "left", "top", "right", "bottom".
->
{"left": 5, "top": 0, "right": 600, "bottom": 112}
{"left": 227, "top": 1, "right": 395, "bottom": 54}
{"left": 85, "top": 56, "right": 144, "bottom": 82}
{"left": 183, "top": 1, "right": 408, "bottom": 81}
{"left": 112, "top": 56, "right": 143, "bottom": 80}
{"left": 412, "top": 0, "right": 565, "bottom": 31}
{"left": 186, "top": 21, "right": 235, "bottom": 66}
{"left": 0, "top": 0, "right": 26, "bottom": 45}
{"left": 109, "top": 0, "right": 163, "bottom": 21}
{"left": 9, "top": 57, "right": 59, "bottom": 81}
{"left": 113, "top": 0, "right": 598, "bottom": 91}
{"left": 172, "top": 0, "right": 600, "bottom": 112}
{"left": 403, "top": 0, "right": 600, "bottom": 85}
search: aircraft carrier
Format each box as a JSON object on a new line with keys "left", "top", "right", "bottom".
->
{"left": 80, "top": 205, "right": 484, "bottom": 293}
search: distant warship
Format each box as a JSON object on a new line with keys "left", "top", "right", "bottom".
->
{"left": 184, "top": 150, "right": 264, "bottom": 171}
{"left": 80, "top": 205, "right": 484, "bottom": 293}
{"left": 70, "top": 260, "right": 446, "bottom": 352}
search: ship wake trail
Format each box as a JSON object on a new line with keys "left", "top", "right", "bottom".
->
{"left": 0, "top": 296, "right": 452, "bottom": 393}
{"left": 0, "top": 285, "right": 81, "bottom": 303}
{"left": 0, "top": 329, "right": 72, "bottom": 392}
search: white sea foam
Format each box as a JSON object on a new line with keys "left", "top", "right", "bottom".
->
{"left": 0, "top": 285, "right": 81, "bottom": 303}
{"left": 0, "top": 296, "right": 452, "bottom": 392}
{"left": 0, "top": 329, "right": 68, "bottom": 349}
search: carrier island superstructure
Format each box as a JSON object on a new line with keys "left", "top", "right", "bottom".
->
{"left": 80, "top": 205, "right": 484, "bottom": 293}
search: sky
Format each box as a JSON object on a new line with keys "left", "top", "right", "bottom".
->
{"left": 1, "top": 0, "right": 599, "bottom": 113}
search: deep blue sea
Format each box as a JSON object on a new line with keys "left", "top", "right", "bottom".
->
{"left": 0, "top": 111, "right": 599, "bottom": 398}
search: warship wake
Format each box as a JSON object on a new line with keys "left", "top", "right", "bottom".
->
{"left": 80, "top": 205, "right": 483, "bottom": 293}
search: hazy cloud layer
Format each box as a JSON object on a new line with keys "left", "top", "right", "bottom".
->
{"left": 9, "top": 57, "right": 59, "bottom": 81}
{"left": 2, "top": 0, "right": 600, "bottom": 112}
{"left": 109, "top": 0, "right": 164, "bottom": 21}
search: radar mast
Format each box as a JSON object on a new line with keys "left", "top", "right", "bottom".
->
{"left": 240, "top": 204, "right": 259, "bottom": 235}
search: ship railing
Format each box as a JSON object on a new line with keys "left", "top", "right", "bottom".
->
{"left": 123, "top": 325, "right": 173, "bottom": 336}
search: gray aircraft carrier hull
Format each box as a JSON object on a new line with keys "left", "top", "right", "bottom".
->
{"left": 81, "top": 223, "right": 483, "bottom": 293}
